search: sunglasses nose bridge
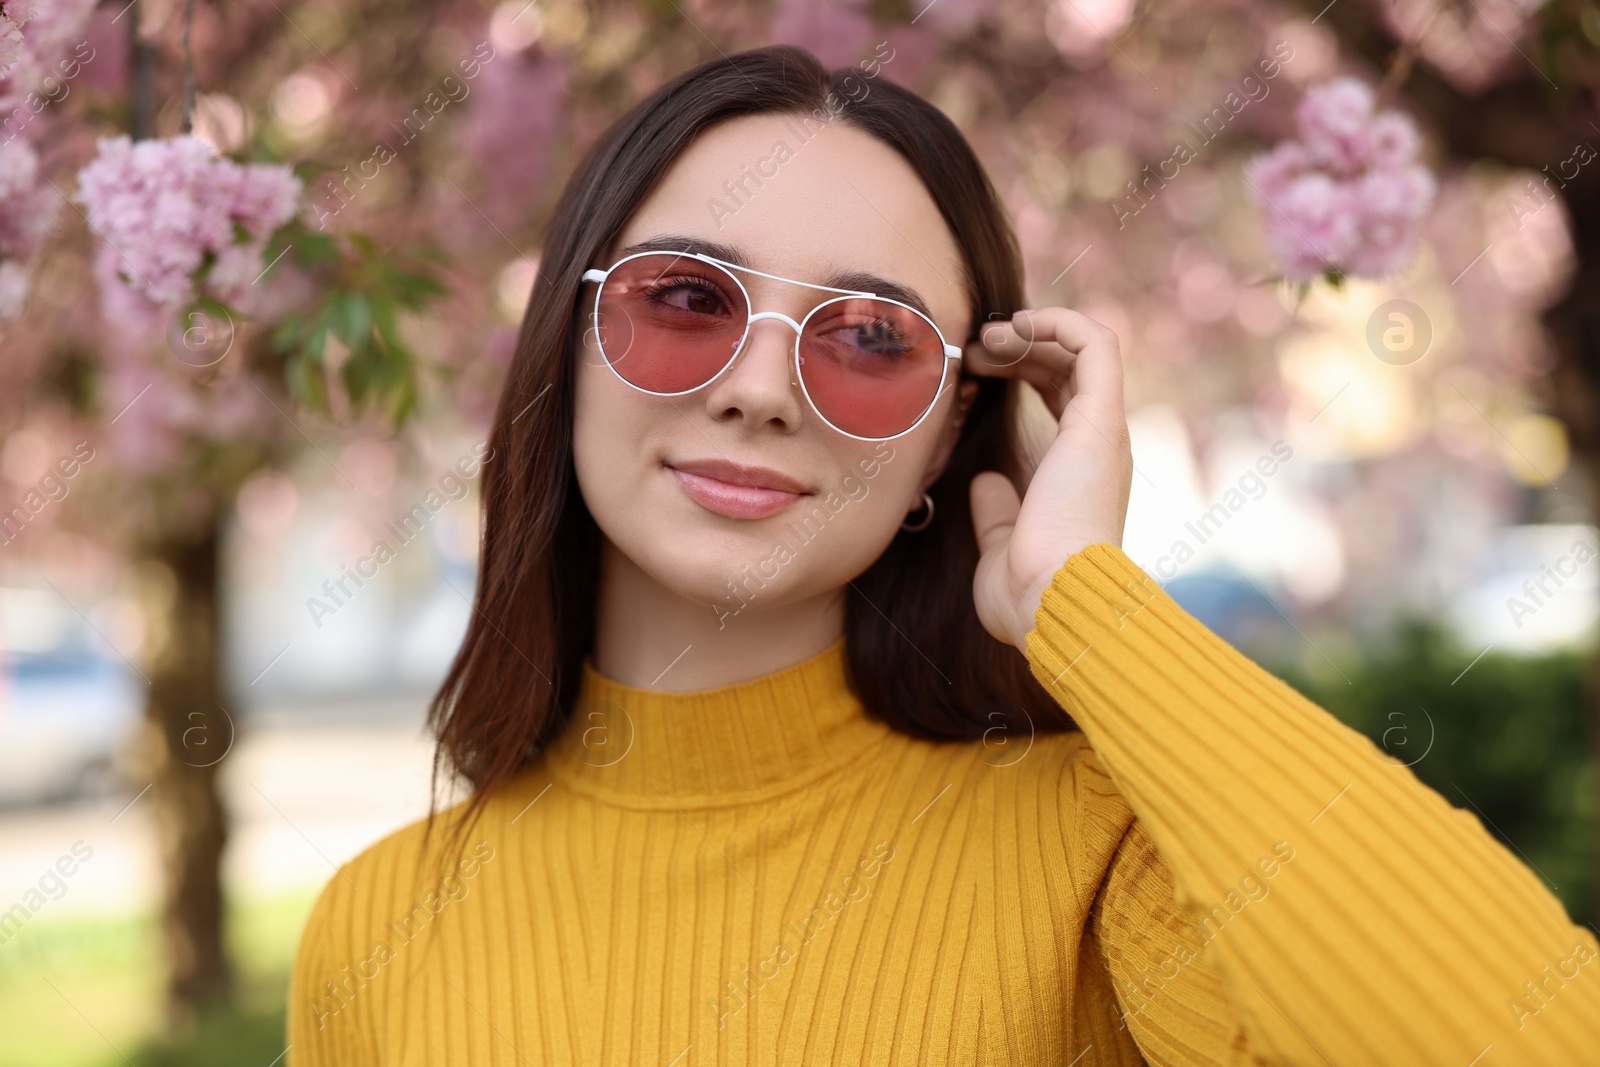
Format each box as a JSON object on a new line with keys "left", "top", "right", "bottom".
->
{"left": 745, "top": 310, "right": 804, "bottom": 336}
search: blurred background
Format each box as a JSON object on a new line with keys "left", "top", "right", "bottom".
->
{"left": 2, "top": 0, "right": 1598, "bottom": 1062}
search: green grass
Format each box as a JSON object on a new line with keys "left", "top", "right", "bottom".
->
{"left": 0, "top": 890, "right": 316, "bottom": 1067}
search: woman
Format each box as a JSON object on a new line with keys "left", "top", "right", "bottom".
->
{"left": 287, "top": 45, "right": 1600, "bottom": 1064}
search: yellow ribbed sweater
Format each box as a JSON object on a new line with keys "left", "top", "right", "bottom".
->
{"left": 286, "top": 544, "right": 1600, "bottom": 1065}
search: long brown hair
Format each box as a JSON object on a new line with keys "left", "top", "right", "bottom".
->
{"left": 425, "top": 43, "right": 1077, "bottom": 849}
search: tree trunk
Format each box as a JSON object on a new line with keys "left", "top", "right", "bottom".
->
{"left": 135, "top": 508, "right": 234, "bottom": 1031}
{"left": 128, "top": 0, "right": 158, "bottom": 141}
{"left": 122, "top": 0, "right": 234, "bottom": 1030}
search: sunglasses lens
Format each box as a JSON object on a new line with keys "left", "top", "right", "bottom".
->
{"left": 799, "top": 298, "right": 948, "bottom": 438}
{"left": 593, "top": 253, "right": 748, "bottom": 393}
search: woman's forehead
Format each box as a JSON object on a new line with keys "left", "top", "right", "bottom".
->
{"left": 614, "top": 113, "right": 969, "bottom": 337}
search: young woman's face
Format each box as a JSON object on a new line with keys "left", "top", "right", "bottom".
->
{"left": 573, "top": 112, "right": 975, "bottom": 616}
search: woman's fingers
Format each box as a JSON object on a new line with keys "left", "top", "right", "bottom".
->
{"left": 962, "top": 323, "right": 1073, "bottom": 420}
{"left": 965, "top": 308, "right": 1133, "bottom": 649}
{"left": 1018, "top": 308, "right": 1125, "bottom": 426}
{"left": 962, "top": 308, "right": 1125, "bottom": 424}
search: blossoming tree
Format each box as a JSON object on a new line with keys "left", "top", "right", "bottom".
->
{"left": 6, "top": 0, "right": 454, "bottom": 1026}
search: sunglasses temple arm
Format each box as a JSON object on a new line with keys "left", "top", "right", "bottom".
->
{"left": 581, "top": 269, "right": 607, "bottom": 283}
{"left": 945, "top": 345, "right": 962, "bottom": 360}
{"left": 700, "top": 254, "right": 874, "bottom": 297}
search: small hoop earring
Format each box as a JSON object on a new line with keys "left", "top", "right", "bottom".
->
{"left": 901, "top": 491, "right": 934, "bottom": 532}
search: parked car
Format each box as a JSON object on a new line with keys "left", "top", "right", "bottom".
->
{"left": 0, "top": 586, "right": 142, "bottom": 809}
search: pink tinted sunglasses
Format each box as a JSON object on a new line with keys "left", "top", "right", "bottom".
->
{"left": 580, "top": 249, "right": 963, "bottom": 441}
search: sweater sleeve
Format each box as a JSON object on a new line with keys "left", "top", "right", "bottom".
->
{"left": 1088, "top": 816, "right": 1257, "bottom": 1064}
{"left": 286, "top": 870, "right": 373, "bottom": 1067}
{"left": 1024, "top": 543, "right": 1600, "bottom": 1066}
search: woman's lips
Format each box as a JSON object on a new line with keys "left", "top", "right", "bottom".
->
{"left": 667, "top": 464, "right": 809, "bottom": 520}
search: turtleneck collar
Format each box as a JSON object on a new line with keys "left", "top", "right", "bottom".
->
{"left": 540, "top": 635, "right": 895, "bottom": 809}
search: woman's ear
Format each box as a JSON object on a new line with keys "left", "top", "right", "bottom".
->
{"left": 918, "top": 376, "right": 980, "bottom": 493}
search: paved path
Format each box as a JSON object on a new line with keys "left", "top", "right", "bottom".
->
{"left": 0, "top": 700, "right": 440, "bottom": 923}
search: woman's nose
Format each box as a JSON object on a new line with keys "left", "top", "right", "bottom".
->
{"left": 700, "top": 314, "right": 807, "bottom": 433}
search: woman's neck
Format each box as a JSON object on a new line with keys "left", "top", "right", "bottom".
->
{"left": 591, "top": 536, "right": 848, "bottom": 691}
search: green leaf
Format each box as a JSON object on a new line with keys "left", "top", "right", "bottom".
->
{"left": 286, "top": 353, "right": 328, "bottom": 413}
{"left": 341, "top": 351, "right": 372, "bottom": 406}
{"left": 262, "top": 229, "right": 452, "bottom": 430}
{"left": 387, "top": 371, "right": 418, "bottom": 425}
{"left": 287, "top": 230, "right": 340, "bottom": 269}
{"left": 303, "top": 302, "right": 337, "bottom": 360}
{"left": 334, "top": 293, "right": 372, "bottom": 352}
{"left": 192, "top": 295, "right": 235, "bottom": 326}
{"left": 306, "top": 236, "right": 340, "bottom": 265}
{"left": 271, "top": 315, "right": 302, "bottom": 352}
{"left": 370, "top": 292, "right": 399, "bottom": 351}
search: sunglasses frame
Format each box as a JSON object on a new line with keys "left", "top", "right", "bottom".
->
{"left": 579, "top": 249, "right": 964, "bottom": 443}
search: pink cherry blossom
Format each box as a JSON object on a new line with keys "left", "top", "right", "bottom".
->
{"left": 0, "top": 137, "right": 58, "bottom": 316}
{"left": 0, "top": 137, "right": 56, "bottom": 252}
{"left": 0, "top": 19, "right": 21, "bottom": 76}
{"left": 0, "top": 0, "right": 94, "bottom": 108}
{"left": 1243, "top": 76, "right": 1436, "bottom": 283}
{"left": 1362, "top": 112, "right": 1423, "bottom": 170}
{"left": 90, "top": 242, "right": 164, "bottom": 336}
{"left": 75, "top": 134, "right": 302, "bottom": 323}
{"left": 1296, "top": 77, "right": 1374, "bottom": 168}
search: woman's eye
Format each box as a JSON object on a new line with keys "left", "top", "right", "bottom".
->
{"left": 652, "top": 279, "right": 727, "bottom": 315}
{"left": 836, "top": 321, "right": 909, "bottom": 355}
{"left": 678, "top": 286, "right": 722, "bottom": 314}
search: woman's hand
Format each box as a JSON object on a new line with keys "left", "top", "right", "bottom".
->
{"left": 963, "top": 308, "right": 1134, "bottom": 653}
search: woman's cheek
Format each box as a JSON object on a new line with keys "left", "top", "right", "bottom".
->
{"left": 799, "top": 449, "right": 918, "bottom": 573}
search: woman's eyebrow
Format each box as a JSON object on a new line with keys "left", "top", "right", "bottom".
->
{"left": 617, "top": 235, "right": 751, "bottom": 266}
{"left": 615, "top": 235, "right": 936, "bottom": 321}
{"left": 822, "top": 271, "right": 933, "bottom": 321}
